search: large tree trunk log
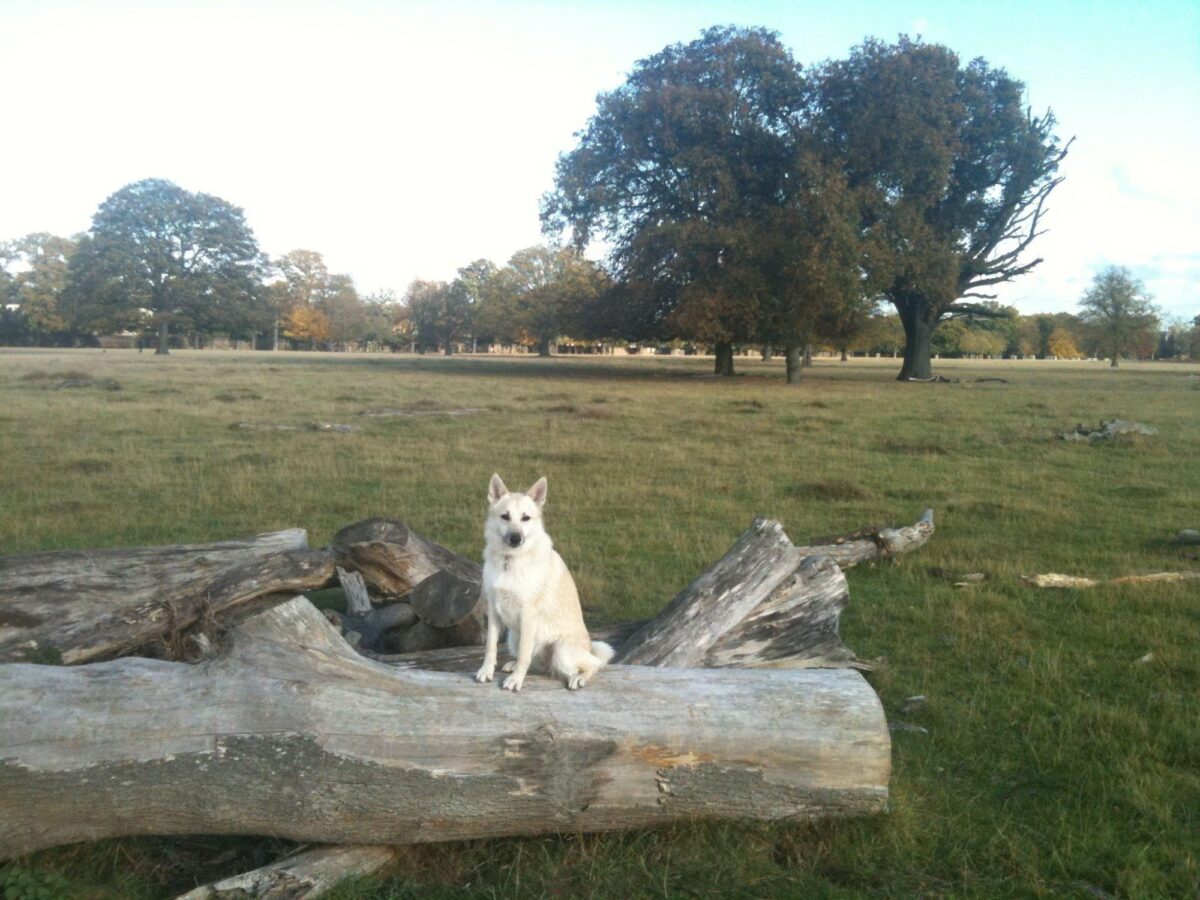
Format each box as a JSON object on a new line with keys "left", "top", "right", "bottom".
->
{"left": 0, "top": 530, "right": 335, "bottom": 664}
{"left": 176, "top": 845, "right": 399, "bottom": 900}
{"left": 0, "top": 598, "right": 890, "bottom": 859}
{"left": 615, "top": 518, "right": 801, "bottom": 667}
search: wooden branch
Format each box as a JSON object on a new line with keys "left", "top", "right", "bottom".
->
{"left": 1023, "top": 571, "right": 1200, "bottom": 589}
{"left": 0, "top": 598, "right": 890, "bottom": 860}
{"left": 797, "top": 509, "right": 935, "bottom": 568}
{"left": 337, "top": 567, "right": 372, "bottom": 617}
{"left": 0, "top": 530, "right": 335, "bottom": 664}
{"left": 176, "top": 845, "right": 398, "bottom": 900}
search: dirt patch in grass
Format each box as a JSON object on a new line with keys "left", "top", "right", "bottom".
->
{"left": 806, "top": 400, "right": 832, "bottom": 409}
{"left": 732, "top": 399, "right": 765, "bottom": 413}
{"left": 944, "top": 499, "right": 1008, "bottom": 516}
{"left": 1109, "top": 483, "right": 1172, "bottom": 500}
{"left": 22, "top": 370, "right": 121, "bottom": 391}
{"left": 885, "top": 487, "right": 949, "bottom": 503}
{"left": 233, "top": 452, "right": 273, "bottom": 466}
{"left": 22, "top": 369, "right": 91, "bottom": 383}
{"left": 540, "top": 451, "right": 593, "bottom": 465}
{"left": 788, "top": 479, "right": 870, "bottom": 501}
{"left": 63, "top": 459, "right": 112, "bottom": 474}
{"left": 875, "top": 437, "right": 952, "bottom": 456}
{"left": 214, "top": 389, "right": 263, "bottom": 402}
{"left": 544, "top": 403, "right": 619, "bottom": 420}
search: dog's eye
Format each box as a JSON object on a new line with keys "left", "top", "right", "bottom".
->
{"left": 521, "top": 514, "right": 531, "bottom": 522}
{"left": 500, "top": 513, "right": 510, "bottom": 521}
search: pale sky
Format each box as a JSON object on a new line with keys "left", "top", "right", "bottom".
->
{"left": 2, "top": 0, "right": 1197, "bottom": 318}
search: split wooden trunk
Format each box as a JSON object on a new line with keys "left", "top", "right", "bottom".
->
{"left": 0, "top": 598, "right": 890, "bottom": 859}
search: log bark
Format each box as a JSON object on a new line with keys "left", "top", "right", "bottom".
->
{"left": 615, "top": 518, "right": 801, "bottom": 667}
{"left": 331, "top": 518, "right": 481, "bottom": 601}
{"left": 0, "top": 530, "right": 335, "bottom": 664}
{"left": 332, "top": 518, "right": 486, "bottom": 648}
{"left": 0, "top": 597, "right": 890, "bottom": 859}
{"left": 176, "top": 845, "right": 398, "bottom": 900}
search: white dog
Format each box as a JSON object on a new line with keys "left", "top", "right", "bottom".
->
{"left": 474, "top": 474, "right": 613, "bottom": 691}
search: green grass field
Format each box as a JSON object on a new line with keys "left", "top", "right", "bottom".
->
{"left": 1, "top": 349, "right": 1197, "bottom": 898}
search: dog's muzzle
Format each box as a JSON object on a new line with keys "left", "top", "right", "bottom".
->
{"left": 506, "top": 532, "right": 523, "bottom": 548}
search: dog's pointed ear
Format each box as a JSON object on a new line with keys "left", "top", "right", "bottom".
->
{"left": 527, "top": 476, "right": 548, "bottom": 507}
{"left": 488, "top": 473, "right": 508, "bottom": 505}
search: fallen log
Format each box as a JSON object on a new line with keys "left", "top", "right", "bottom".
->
{"left": 176, "top": 845, "right": 399, "bottom": 900}
{"left": 0, "top": 530, "right": 336, "bottom": 664}
{"left": 0, "top": 597, "right": 890, "bottom": 860}
{"left": 0, "top": 511, "right": 930, "bottom": 891}
{"left": 796, "top": 508, "right": 935, "bottom": 568}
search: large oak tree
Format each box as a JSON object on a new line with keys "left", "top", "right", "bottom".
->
{"left": 73, "top": 179, "right": 263, "bottom": 354}
{"left": 811, "top": 38, "right": 1069, "bottom": 380}
{"left": 542, "top": 26, "right": 807, "bottom": 375}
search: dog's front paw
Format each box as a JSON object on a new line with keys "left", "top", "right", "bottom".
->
{"left": 501, "top": 673, "right": 525, "bottom": 692}
{"left": 475, "top": 665, "right": 495, "bottom": 683}
{"left": 568, "top": 674, "right": 587, "bottom": 691}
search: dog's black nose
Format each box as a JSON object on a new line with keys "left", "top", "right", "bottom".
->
{"left": 507, "top": 532, "right": 522, "bottom": 548}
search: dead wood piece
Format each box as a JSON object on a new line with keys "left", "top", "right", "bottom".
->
{"left": 409, "top": 569, "right": 482, "bottom": 628}
{"left": 359, "top": 407, "right": 485, "bottom": 418}
{"left": 796, "top": 509, "right": 935, "bottom": 568}
{"left": 1059, "top": 419, "right": 1158, "bottom": 442}
{"left": 703, "top": 555, "right": 861, "bottom": 669}
{"left": 230, "top": 422, "right": 356, "bottom": 433}
{"left": 331, "top": 518, "right": 481, "bottom": 598}
{"left": 0, "top": 530, "right": 336, "bottom": 664}
{"left": 615, "top": 517, "right": 801, "bottom": 667}
{"left": 375, "top": 601, "right": 417, "bottom": 631}
{"left": 337, "top": 567, "right": 372, "bottom": 616}
{"left": 1023, "top": 571, "right": 1200, "bottom": 589}
{"left": 176, "top": 845, "right": 398, "bottom": 900}
{"left": 0, "top": 597, "right": 891, "bottom": 859}
{"left": 1175, "top": 529, "right": 1200, "bottom": 546}
{"left": 395, "top": 620, "right": 451, "bottom": 653}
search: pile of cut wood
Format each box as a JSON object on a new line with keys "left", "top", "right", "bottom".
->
{"left": 0, "top": 509, "right": 934, "bottom": 897}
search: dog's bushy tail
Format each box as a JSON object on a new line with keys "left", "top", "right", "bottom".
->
{"left": 591, "top": 640, "right": 615, "bottom": 666}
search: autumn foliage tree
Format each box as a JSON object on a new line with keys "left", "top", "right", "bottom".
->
{"left": 1047, "top": 326, "right": 1083, "bottom": 359}
{"left": 1, "top": 234, "right": 78, "bottom": 342}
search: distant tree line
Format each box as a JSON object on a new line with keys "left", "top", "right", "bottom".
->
{"left": 0, "top": 32, "right": 1190, "bottom": 373}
